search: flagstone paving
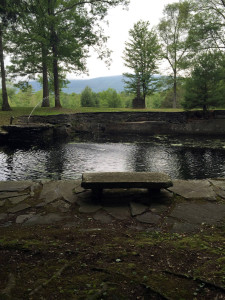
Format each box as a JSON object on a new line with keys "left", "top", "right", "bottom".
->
{"left": 168, "top": 179, "right": 217, "bottom": 200}
{"left": 0, "top": 178, "right": 225, "bottom": 233}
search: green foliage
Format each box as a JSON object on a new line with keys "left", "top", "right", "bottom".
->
{"left": 80, "top": 86, "right": 99, "bottom": 107}
{"left": 192, "top": 0, "right": 225, "bottom": 51}
{"left": 37, "top": 73, "right": 69, "bottom": 95}
{"left": 119, "top": 91, "right": 133, "bottom": 108}
{"left": 146, "top": 93, "right": 164, "bottom": 109}
{"left": 158, "top": 0, "right": 196, "bottom": 108}
{"left": 0, "top": 82, "right": 17, "bottom": 107}
{"left": 60, "top": 92, "right": 80, "bottom": 108}
{"left": 2, "top": 86, "right": 136, "bottom": 109}
{"left": 9, "top": 88, "right": 81, "bottom": 108}
{"left": 98, "top": 88, "right": 122, "bottom": 108}
{"left": 160, "top": 85, "right": 185, "bottom": 109}
{"left": 158, "top": 0, "right": 196, "bottom": 68}
{"left": 123, "top": 20, "right": 161, "bottom": 104}
{"left": 4, "top": 0, "right": 130, "bottom": 109}
{"left": 0, "top": 0, "right": 20, "bottom": 111}
{"left": 12, "top": 87, "right": 39, "bottom": 107}
{"left": 182, "top": 51, "right": 225, "bottom": 112}
{"left": 1, "top": 85, "right": 188, "bottom": 110}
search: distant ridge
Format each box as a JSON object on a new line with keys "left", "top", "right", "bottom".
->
{"left": 30, "top": 75, "right": 125, "bottom": 94}
{"left": 64, "top": 75, "right": 125, "bottom": 93}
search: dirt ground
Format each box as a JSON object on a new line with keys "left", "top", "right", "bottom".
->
{"left": 1, "top": 217, "right": 225, "bottom": 300}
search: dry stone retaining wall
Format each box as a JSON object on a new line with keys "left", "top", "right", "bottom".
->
{"left": 16, "top": 111, "right": 225, "bottom": 137}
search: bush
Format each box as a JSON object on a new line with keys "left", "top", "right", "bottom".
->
{"left": 80, "top": 86, "right": 99, "bottom": 107}
{"left": 98, "top": 88, "right": 122, "bottom": 108}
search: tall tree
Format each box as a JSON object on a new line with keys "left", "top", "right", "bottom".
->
{"left": 123, "top": 20, "right": 161, "bottom": 108}
{"left": 7, "top": 0, "right": 129, "bottom": 108}
{"left": 80, "top": 86, "right": 98, "bottom": 107}
{"left": 7, "top": 0, "right": 53, "bottom": 107}
{"left": 0, "top": 25, "right": 10, "bottom": 111}
{"left": 30, "top": 0, "right": 51, "bottom": 107}
{"left": 45, "top": 0, "right": 129, "bottom": 108}
{"left": 0, "top": 0, "right": 18, "bottom": 111}
{"left": 183, "top": 51, "right": 225, "bottom": 114}
{"left": 158, "top": 0, "right": 196, "bottom": 108}
{"left": 189, "top": 1, "right": 225, "bottom": 111}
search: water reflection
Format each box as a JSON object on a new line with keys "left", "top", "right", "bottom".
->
{"left": 0, "top": 135, "right": 225, "bottom": 181}
{"left": 45, "top": 145, "right": 66, "bottom": 180}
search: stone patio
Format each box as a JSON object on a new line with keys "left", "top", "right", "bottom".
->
{"left": 0, "top": 178, "right": 225, "bottom": 233}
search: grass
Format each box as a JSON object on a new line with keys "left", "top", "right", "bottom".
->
{"left": 0, "top": 106, "right": 184, "bottom": 127}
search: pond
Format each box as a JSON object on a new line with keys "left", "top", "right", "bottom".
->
{"left": 0, "top": 135, "right": 225, "bottom": 181}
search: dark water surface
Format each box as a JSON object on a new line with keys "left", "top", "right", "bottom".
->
{"left": 1, "top": 135, "right": 225, "bottom": 181}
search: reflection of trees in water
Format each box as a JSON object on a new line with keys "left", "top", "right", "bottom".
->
{"left": 128, "top": 144, "right": 148, "bottom": 172}
{"left": 1, "top": 147, "right": 15, "bottom": 180}
{"left": 3, "top": 148, "right": 47, "bottom": 180}
{"left": 176, "top": 150, "right": 197, "bottom": 179}
{"left": 124, "top": 142, "right": 225, "bottom": 180}
{"left": 178, "top": 148, "right": 225, "bottom": 179}
{"left": 1, "top": 143, "right": 67, "bottom": 180}
{"left": 0, "top": 153, "right": 13, "bottom": 180}
{"left": 168, "top": 148, "right": 211, "bottom": 179}
{"left": 46, "top": 144, "right": 66, "bottom": 180}
{"left": 1, "top": 140, "right": 225, "bottom": 180}
{"left": 127, "top": 143, "right": 181, "bottom": 178}
{"left": 5, "top": 156, "right": 14, "bottom": 179}
{"left": 203, "top": 150, "right": 218, "bottom": 177}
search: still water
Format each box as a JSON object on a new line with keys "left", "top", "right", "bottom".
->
{"left": 1, "top": 135, "right": 225, "bottom": 181}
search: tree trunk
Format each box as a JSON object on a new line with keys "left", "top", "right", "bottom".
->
{"left": 48, "top": 0, "right": 61, "bottom": 108}
{"left": 142, "top": 79, "right": 146, "bottom": 108}
{"left": 52, "top": 44, "right": 61, "bottom": 108}
{"left": 203, "top": 94, "right": 208, "bottom": 119}
{"left": 0, "top": 26, "right": 11, "bottom": 111}
{"left": 41, "top": 45, "right": 50, "bottom": 107}
{"left": 143, "top": 94, "right": 146, "bottom": 108}
{"left": 173, "top": 71, "right": 177, "bottom": 109}
{"left": 133, "top": 76, "right": 145, "bottom": 109}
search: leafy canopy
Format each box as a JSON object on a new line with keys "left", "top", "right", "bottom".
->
{"left": 123, "top": 20, "right": 161, "bottom": 103}
{"left": 183, "top": 51, "right": 225, "bottom": 112}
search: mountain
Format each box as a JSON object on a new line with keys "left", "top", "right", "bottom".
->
{"left": 29, "top": 74, "right": 163, "bottom": 94}
{"left": 64, "top": 75, "right": 125, "bottom": 93}
{"left": 30, "top": 75, "right": 125, "bottom": 94}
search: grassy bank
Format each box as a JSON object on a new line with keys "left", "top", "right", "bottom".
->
{"left": 0, "top": 107, "right": 184, "bottom": 127}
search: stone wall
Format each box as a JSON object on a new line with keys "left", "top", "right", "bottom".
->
{"left": 15, "top": 110, "right": 225, "bottom": 137}
{"left": 18, "top": 111, "right": 188, "bottom": 124}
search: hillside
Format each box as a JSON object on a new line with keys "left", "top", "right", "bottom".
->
{"left": 30, "top": 75, "right": 125, "bottom": 94}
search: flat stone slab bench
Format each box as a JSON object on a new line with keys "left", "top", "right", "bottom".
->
{"left": 81, "top": 172, "right": 173, "bottom": 200}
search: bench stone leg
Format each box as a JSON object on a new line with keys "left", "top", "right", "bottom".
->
{"left": 92, "top": 188, "right": 103, "bottom": 203}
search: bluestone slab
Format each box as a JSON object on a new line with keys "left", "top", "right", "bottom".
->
{"left": 170, "top": 202, "right": 225, "bottom": 225}
{"left": 168, "top": 180, "right": 217, "bottom": 200}
{"left": 0, "top": 181, "right": 32, "bottom": 192}
{"left": 8, "top": 203, "right": 31, "bottom": 214}
{"left": 82, "top": 172, "right": 173, "bottom": 189}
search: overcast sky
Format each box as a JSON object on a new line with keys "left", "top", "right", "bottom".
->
{"left": 69, "top": 0, "right": 176, "bottom": 79}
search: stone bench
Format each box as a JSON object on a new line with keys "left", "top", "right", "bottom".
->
{"left": 81, "top": 172, "right": 173, "bottom": 200}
